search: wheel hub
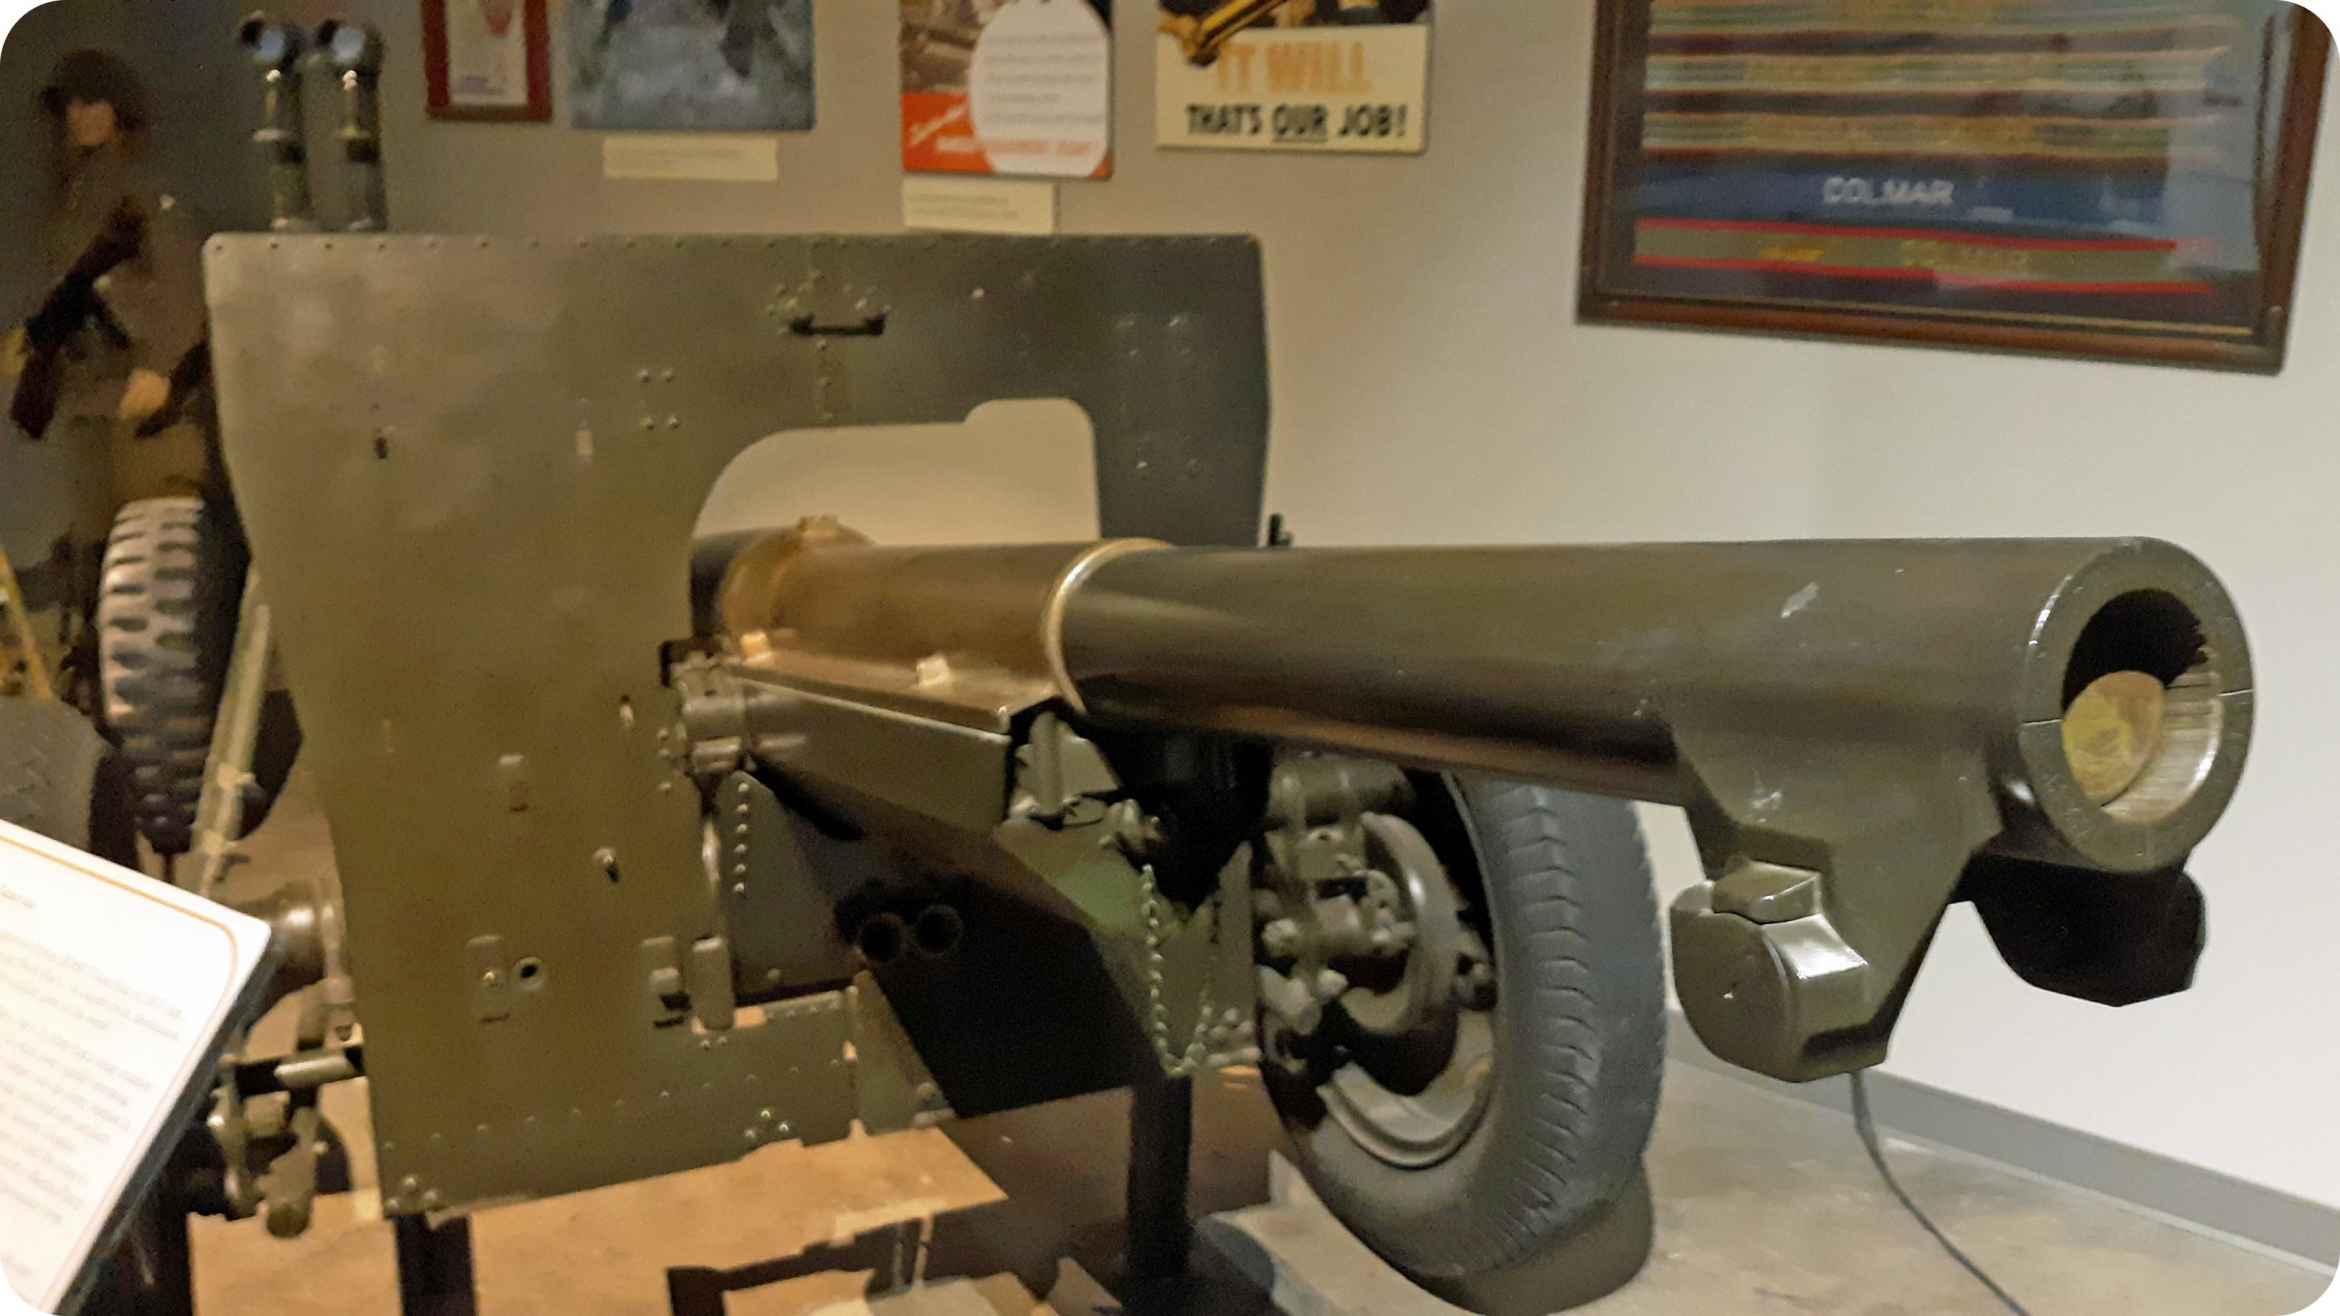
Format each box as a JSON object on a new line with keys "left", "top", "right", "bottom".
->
{"left": 1252, "top": 762, "right": 1499, "bottom": 1170}
{"left": 1337, "top": 813, "right": 1462, "bottom": 1040}
{"left": 1323, "top": 1014, "right": 1496, "bottom": 1169}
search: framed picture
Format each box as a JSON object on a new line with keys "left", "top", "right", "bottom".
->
{"left": 1579, "top": 0, "right": 2330, "bottom": 371}
{"left": 569, "top": 0, "right": 816, "bottom": 132}
{"left": 424, "top": 0, "right": 553, "bottom": 122}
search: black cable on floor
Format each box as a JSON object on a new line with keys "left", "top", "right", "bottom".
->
{"left": 1848, "top": 1070, "right": 2033, "bottom": 1316}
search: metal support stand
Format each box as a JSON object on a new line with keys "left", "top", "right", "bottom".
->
{"left": 1124, "top": 1072, "right": 1195, "bottom": 1281}
{"left": 394, "top": 1216, "right": 479, "bottom": 1316}
{"left": 103, "top": 1181, "right": 195, "bottom": 1316}
{"left": 237, "top": 18, "right": 315, "bottom": 232}
{"left": 190, "top": 571, "right": 272, "bottom": 899}
{"left": 316, "top": 21, "right": 388, "bottom": 232}
{"left": 0, "top": 548, "right": 56, "bottom": 700}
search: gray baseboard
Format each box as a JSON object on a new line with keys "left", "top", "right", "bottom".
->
{"left": 1666, "top": 1012, "right": 2340, "bottom": 1271}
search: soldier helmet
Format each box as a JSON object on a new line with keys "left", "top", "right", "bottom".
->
{"left": 38, "top": 49, "right": 152, "bottom": 132}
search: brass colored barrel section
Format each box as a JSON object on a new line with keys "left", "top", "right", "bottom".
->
{"left": 722, "top": 534, "right": 1163, "bottom": 682}
{"left": 1057, "top": 538, "right": 2252, "bottom": 875}
{"left": 707, "top": 521, "right": 1169, "bottom": 728}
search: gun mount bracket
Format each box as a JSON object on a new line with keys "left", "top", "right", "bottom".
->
{"left": 1667, "top": 735, "right": 2002, "bottom": 1083}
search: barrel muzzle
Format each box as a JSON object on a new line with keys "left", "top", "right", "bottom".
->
{"left": 1665, "top": 542, "right": 2247, "bottom": 1080}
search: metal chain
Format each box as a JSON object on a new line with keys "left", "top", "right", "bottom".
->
{"left": 1138, "top": 864, "right": 1216, "bottom": 1078}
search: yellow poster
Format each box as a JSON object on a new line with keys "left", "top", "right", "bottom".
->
{"left": 1155, "top": 0, "right": 1431, "bottom": 154}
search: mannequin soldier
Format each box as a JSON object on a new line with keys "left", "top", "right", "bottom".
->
{"left": 3, "top": 51, "right": 276, "bottom": 858}
{"left": 11, "top": 50, "right": 221, "bottom": 524}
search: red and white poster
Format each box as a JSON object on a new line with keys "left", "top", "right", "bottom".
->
{"left": 424, "top": 0, "right": 553, "bottom": 121}
{"left": 901, "top": 0, "right": 1114, "bottom": 179}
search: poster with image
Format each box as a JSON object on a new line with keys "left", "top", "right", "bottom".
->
{"left": 571, "top": 0, "right": 815, "bottom": 131}
{"left": 902, "top": 0, "right": 1114, "bottom": 178}
{"left": 425, "top": 0, "right": 551, "bottom": 120}
{"left": 1155, "top": 0, "right": 1432, "bottom": 153}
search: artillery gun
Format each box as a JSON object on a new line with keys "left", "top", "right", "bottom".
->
{"left": 6, "top": 229, "right": 2248, "bottom": 1314}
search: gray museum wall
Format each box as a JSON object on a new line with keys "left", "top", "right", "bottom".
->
{"left": 3, "top": 0, "right": 2336, "bottom": 1226}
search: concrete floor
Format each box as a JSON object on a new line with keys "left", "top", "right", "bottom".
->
{"left": 1216, "top": 1070, "right": 2333, "bottom": 1316}
{"left": 189, "top": 776, "right": 2335, "bottom": 1314}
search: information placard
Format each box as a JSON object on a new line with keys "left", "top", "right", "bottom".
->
{"left": 903, "top": 176, "right": 1060, "bottom": 234}
{"left": 0, "top": 821, "right": 274, "bottom": 1313}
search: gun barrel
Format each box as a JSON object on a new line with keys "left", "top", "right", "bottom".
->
{"left": 716, "top": 531, "right": 2248, "bottom": 876}
{"left": 1060, "top": 539, "right": 2251, "bottom": 874}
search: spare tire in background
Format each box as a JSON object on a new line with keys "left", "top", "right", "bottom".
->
{"left": 0, "top": 697, "right": 134, "bottom": 863}
{"left": 98, "top": 496, "right": 244, "bottom": 856}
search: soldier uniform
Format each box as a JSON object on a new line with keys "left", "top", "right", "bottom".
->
{"left": 28, "top": 50, "right": 223, "bottom": 540}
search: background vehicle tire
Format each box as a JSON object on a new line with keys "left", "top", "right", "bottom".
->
{"left": 1267, "top": 778, "right": 1666, "bottom": 1309}
{"left": 98, "top": 496, "right": 244, "bottom": 856}
{"left": 0, "top": 697, "right": 135, "bottom": 862}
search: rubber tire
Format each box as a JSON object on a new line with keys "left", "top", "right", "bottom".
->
{"left": 98, "top": 496, "right": 244, "bottom": 856}
{"left": 1272, "top": 780, "right": 1666, "bottom": 1299}
{"left": 0, "top": 698, "right": 136, "bottom": 863}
